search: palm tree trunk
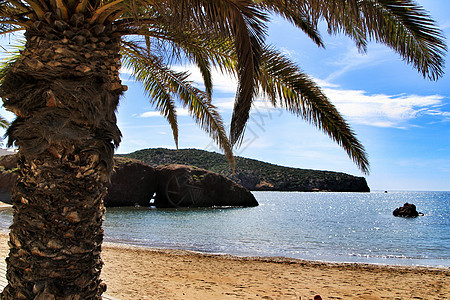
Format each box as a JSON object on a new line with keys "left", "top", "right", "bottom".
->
{"left": 0, "top": 18, "right": 125, "bottom": 299}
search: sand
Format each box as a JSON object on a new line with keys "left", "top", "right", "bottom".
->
{"left": 0, "top": 232, "right": 448, "bottom": 299}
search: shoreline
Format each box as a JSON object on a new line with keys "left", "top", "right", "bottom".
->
{"left": 103, "top": 240, "right": 450, "bottom": 270}
{"left": 1, "top": 227, "right": 450, "bottom": 270}
{"left": 0, "top": 232, "right": 448, "bottom": 299}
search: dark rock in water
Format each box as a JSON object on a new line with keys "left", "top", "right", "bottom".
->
{"left": 393, "top": 203, "right": 422, "bottom": 217}
{"left": 104, "top": 157, "right": 157, "bottom": 207}
{"left": 154, "top": 164, "right": 258, "bottom": 208}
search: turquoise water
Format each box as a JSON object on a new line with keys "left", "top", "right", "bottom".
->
{"left": 0, "top": 191, "right": 449, "bottom": 267}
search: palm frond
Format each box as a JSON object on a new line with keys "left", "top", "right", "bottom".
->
{"left": 0, "top": 115, "right": 9, "bottom": 129}
{"left": 0, "top": 0, "right": 29, "bottom": 32}
{"left": 137, "top": 22, "right": 215, "bottom": 98}
{"left": 19, "top": 0, "right": 45, "bottom": 20}
{"left": 89, "top": 0, "right": 125, "bottom": 24}
{"left": 121, "top": 41, "right": 179, "bottom": 148}
{"left": 258, "top": 46, "right": 369, "bottom": 174}
{"left": 157, "top": 0, "right": 267, "bottom": 146}
{"left": 120, "top": 10, "right": 239, "bottom": 98}
{"left": 359, "top": 0, "right": 447, "bottom": 80}
{"left": 295, "top": 0, "right": 368, "bottom": 52}
{"left": 121, "top": 41, "right": 234, "bottom": 166}
{"left": 129, "top": 23, "right": 238, "bottom": 75}
{"left": 0, "top": 49, "right": 18, "bottom": 129}
{"left": 287, "top": 0, "right": 446, "bottom": 79}
{"left": 257, "top": 0, "right": 324, "bottom": 48}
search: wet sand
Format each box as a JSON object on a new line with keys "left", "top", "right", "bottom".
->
{"left": 0, "top": 232, "right": 448, "bottom": 299}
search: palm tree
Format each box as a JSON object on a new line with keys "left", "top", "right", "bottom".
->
{"left": 0, "top": 0, "right": 445, "bottom": 298}
{"left": 0, "top": 57, "right": 12, "bottom": 130}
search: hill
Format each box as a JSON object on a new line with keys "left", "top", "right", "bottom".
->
{"left": 119, "top": 148, "right": 370, "bottom": 192}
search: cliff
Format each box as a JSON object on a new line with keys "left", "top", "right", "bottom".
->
{"left": 119, "top": 148, "right": 370, "bottom": 192}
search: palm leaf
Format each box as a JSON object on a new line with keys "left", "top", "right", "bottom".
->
{"left": 0, "top": 115, "right": 9, "bottom": 129}
{"left": 359, "top": 0, "right": 447, "bottom": 80}
{"left": 258, "top": 46, "right": 369, "bottom": 174}
{"left": 257, "top": 0, "right": 324, "bottom": 48}
{"left": 0, "top": 49, "right": 19, "bottom": 129}
{"left": 291, "top": 0, "right": 368, "bottom": 52}
{"left": 121, "top": 41, "right": 234, "bottom": 166}
{"left": 20, "top": 0, "right": 45, "bottom": 20}
{"left": 75, "top": 0, "right": 90, "bottom": 13}
{"left": 283, "top": 0, "right": 446, "bottom": 79}
{"left": 156, "top": 0, "right": 267, "bottom": 146}
{"left": 89, "top": 0, "right": 125, "bottom": 24}
{"left": 129, "top": 25, "right": 239, "bottom": 98}
{"left": 121, "top": 41, "right": 179, "bottom": 148}
{"left": 129, "top": 21, "right": 238, "bottom": 73}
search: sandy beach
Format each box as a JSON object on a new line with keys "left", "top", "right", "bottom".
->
{"left": 0, "top": 232, "right": 448, "bottom": 299}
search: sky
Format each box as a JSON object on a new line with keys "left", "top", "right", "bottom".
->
{"left": 2, "top": 1, "right": 450, "bottom": 191}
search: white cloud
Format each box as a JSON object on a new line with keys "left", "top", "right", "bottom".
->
{"left": 311, "top": 77, "right": 340, "bottom": 88}
{"left": 323, "top": 87, "right": 446, "bottom": 128}
{"left": 325, "top": 44, "right": 393, "bottom": 81}
{"left": 0, "top": 107, "right": 15, "bottom": 122}
{"left": 172, "top": 64, "right": 238, "bottom": 94}
{"left": 127, "top": 63, "right": 448, "bottom": 129}
{"left": 138, "top": 108, "right": 190, "bottom": 118}
{"left": 119, "top": 66, "right": 134, "bottom": 76}
{"left": 212, "top": 82, "right": 448, "bottom": 129}
{"left": 119, "top": 67, "right": 138, "bottom": 83}
{"left": 279, "top": 47, "right": 297, "bottom": 58}
{"left": 138, "top": 111, "right": 161, "bottom": 118}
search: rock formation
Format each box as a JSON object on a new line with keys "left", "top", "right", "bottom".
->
{"left": 0, "top": 154, "right": 258, "bottom": 208}
{"left": 393, "top": 203, "right": 423, "bottom": 217}
{"left": 104, "top": 157, "right": 157, "bottom": 207}
{"left": 154, "top": 164, "right": 258, "bottom": 208}
{"left": 236, "top": 173, "right": 370, "bottom": 192}
{"left": 120, "top": 148, "right": 371, "bottom": 192}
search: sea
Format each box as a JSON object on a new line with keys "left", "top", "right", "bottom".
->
{"left": 0, "top": 191, "right": 449, "bottom": 267}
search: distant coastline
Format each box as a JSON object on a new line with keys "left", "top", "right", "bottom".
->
{"left": 119, "top": 148, "right": 370, "bottom": 192}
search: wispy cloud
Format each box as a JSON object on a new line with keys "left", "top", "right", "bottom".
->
{"left": 138, "top": 111, "right": 162, "bottom": 118}
{"left": 172, "top": 65, "right": 238, "bottom": 94}
{"left": 279, "top": 47, "right": 297, "bottom": 58}
{"left": 323, "top": 87, "right": 446, "bottom": 128}
{"left": 213, "top": 83, "right": 448, "bottom": 129}
{"left": 138, "top": 108, "right": 190, "bottom": 118}
{"left": 119, "top": 67, "right": 137, "bottom": 83}
{"left": 130, "top": 64, "right": 448, "bottom": 129}
{"left": 324, "top": 44, "right": 393, "bottom": 82}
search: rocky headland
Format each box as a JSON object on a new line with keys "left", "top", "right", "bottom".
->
{"left": 0, "top": 148, "right": 370, "bottom": 207}
{"left": 120, "top": 148, "right": 370, "bottom": 192}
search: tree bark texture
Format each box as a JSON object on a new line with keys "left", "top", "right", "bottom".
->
{"left": 0, "top": 16, "right": 125, "bottom": 299}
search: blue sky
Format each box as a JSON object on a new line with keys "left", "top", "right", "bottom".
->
{"left": 2, "top": 1, "right": 450, "bottom": 191}
{"left": 116, "top": 0, "right": 450, "bottom": 191}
